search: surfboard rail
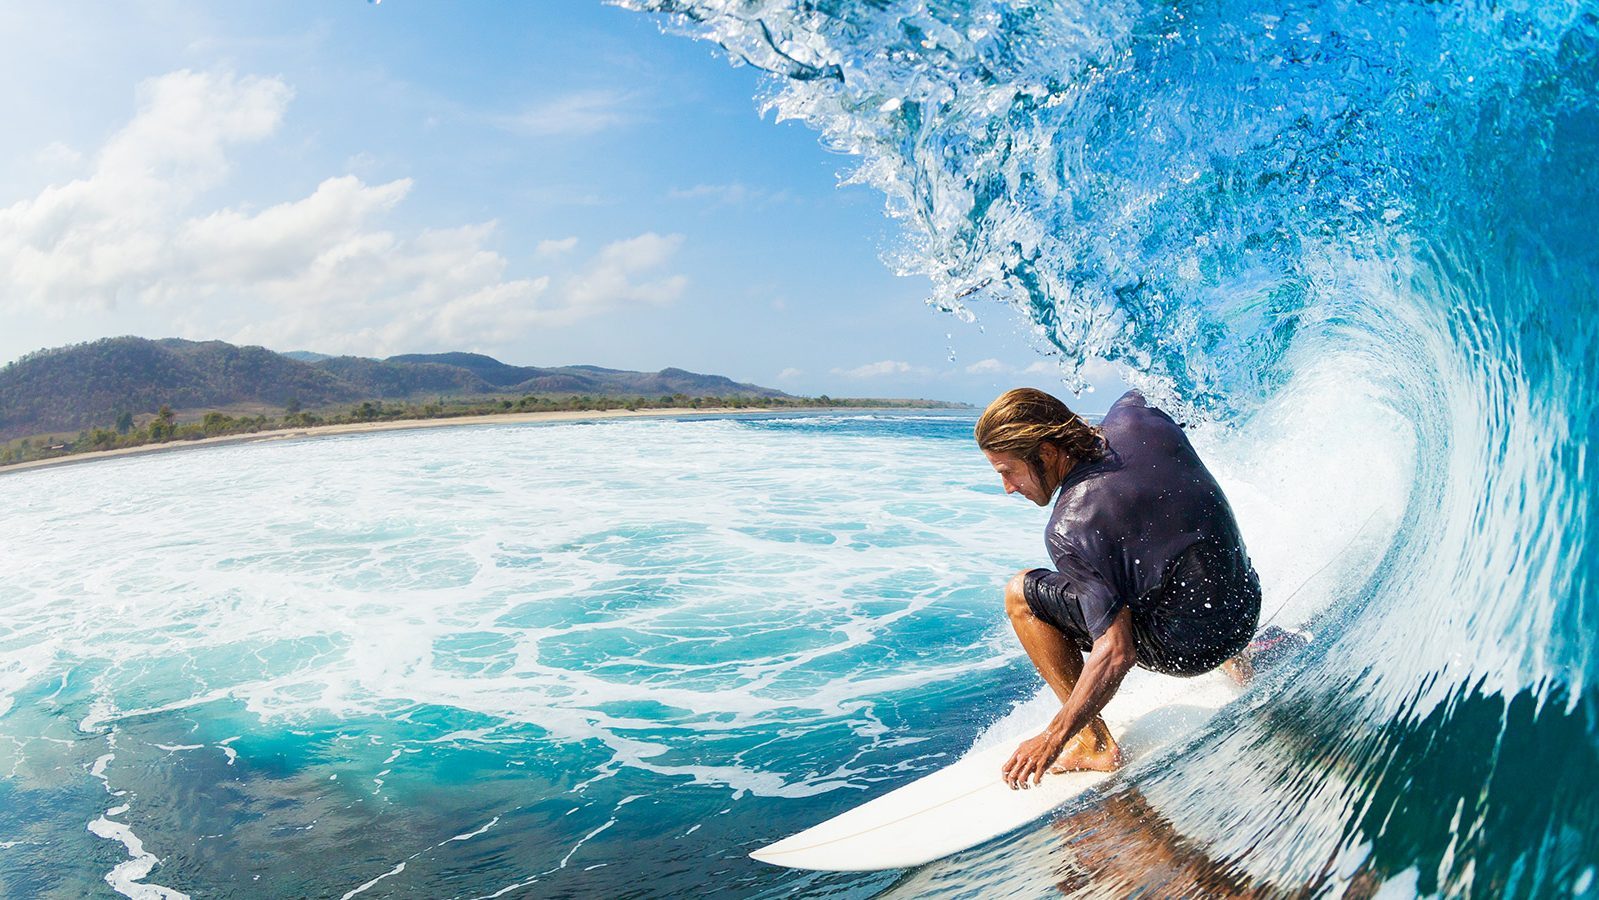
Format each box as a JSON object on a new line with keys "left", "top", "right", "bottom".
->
{"left": 750, "top": 671, "right": 1240, "bottom": 871}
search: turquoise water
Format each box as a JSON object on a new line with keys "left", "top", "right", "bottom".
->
{"left": 620, "top": 0, "right": 1599, "bottom": 895}
{"left": 0, "top": 409, "right": 1390, "bottom": 896}
{"left": 8, "top": 0, "right": 1599, "bottom": 893}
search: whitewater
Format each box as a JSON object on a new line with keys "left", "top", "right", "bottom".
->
{"left": 2, "top": 406, "right": 1393, "bottom": 897}
{"left": 3, "top": 0, "right": 1597, "bottom": 896}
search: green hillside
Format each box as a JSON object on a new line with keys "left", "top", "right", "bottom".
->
{"left": 0, "top": 337, "right": 793, "bottom": 442}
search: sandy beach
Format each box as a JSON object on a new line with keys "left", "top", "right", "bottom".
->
{"left": 0, "top": 406, "right": 855, "bottom": 476}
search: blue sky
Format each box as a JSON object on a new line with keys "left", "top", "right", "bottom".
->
{"left": 0, "top": 0, "right": 1127, "bottom": 409}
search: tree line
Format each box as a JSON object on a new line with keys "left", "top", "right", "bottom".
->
{"left": 0, "top": 393, "right": 962, "bottom": 467}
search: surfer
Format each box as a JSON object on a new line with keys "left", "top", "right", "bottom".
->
{"left": 977, "top": 388, "right": 1260, "bottom": 789}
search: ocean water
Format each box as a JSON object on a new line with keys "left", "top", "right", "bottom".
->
{"left": 613, "top": 0, "right": 1595, "bottom": 895}
{"left": 0, "top": 412, "right": 1023, "bottom": 898}
{"left": 0, "top": 407, "right": 1397, "bottom": 898}
{"left": 5, "top": 0, "right": 1597, "bottom": 895}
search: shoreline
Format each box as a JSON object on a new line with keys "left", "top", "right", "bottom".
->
{"left": 0, "top": 406, "right": 961, "bottom": 476}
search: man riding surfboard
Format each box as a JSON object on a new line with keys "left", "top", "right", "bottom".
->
{"left": 977, "top": 388, "right": 1261, "bottom": 789}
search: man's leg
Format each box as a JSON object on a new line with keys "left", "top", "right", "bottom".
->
{"left": 1005, "top": 570, "right": 1123, "bottom": 772}
{"left": 1219, "top": 653, "right": 1254, "bottom": 686}
{"left": 1220, "top": 626, "right": 1308, "bottom": 685}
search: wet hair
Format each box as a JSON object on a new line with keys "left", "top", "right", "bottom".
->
{"left": 974, "top": 388, "right": 1106, "bottom": 488}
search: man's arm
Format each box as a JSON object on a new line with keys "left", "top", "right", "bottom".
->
{"left": 1002, "top": 607, "right": 1138, "bottom": 789}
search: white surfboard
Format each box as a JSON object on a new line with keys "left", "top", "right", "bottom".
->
{"left": 749, "top": 670, "right": 1241, "bottom": 872}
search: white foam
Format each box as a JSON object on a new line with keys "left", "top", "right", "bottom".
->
{"left": 338, "top": 861, "right": 405, "bottom": 900}
{"left": 0, "top": 416, "right": 1048, "bottom": 800}
{"left": 86, "top": 814, "right": 189, "bottom": 900}
{"left": 448, "top": 816, "right": 499, "bottom": 842}
{"left": 1195, "top": 365, "right": 1410, "bottom": 633}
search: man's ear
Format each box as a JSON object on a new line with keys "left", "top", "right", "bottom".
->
{"left": 1038, "top": 442, "right": 1059, "bottom": 469}
{"left": 1033, "top": 442, "right": 1057, "bottom": 487}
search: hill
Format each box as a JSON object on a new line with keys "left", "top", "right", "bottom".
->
{"left": 0, "top": 337, "right": 792, "bottom": 441}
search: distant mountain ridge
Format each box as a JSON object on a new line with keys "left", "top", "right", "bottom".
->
{"left": 0, "top": 337, "right": 791, "bottom": 441}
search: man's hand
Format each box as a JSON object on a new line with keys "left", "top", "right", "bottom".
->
{"left": 999, "top": 608, "right": 1138, "bottom": 790}
{"left": 1002, "top": 730, "right": 1066, "bottom": 789}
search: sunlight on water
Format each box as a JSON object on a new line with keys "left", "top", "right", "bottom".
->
{"left": 4, "top": 0, "right": 1597, "bottom": 892}
{"left": 0, "top": 405, "right": 1395, "bottom": 896}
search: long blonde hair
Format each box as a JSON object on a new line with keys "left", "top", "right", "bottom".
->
{"left": 974, "top": 388, "right": 1105, "bottom": 486}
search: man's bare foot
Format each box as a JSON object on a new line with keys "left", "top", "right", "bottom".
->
{"left": 1221, "top": 654, "right": 1254, "bottom": 686}
{"left": 1049, "top": 728, "right": 1124, "bottom": 773}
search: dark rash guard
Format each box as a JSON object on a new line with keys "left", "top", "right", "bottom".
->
{"left": 1021, "top": 391, "right": 1259, "bottom": 675}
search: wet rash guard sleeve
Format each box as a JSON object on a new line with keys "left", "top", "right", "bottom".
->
{"left": 1022, "top": 543, "right": 1124, "bottom": 646}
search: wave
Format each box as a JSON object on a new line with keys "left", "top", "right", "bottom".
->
{"left": 623, "top": 0, "right": 1599, "bottom": 894}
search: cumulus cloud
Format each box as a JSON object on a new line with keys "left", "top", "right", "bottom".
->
{"left": 552, "top": 232, "right": 687, "bottom": 321}
{"left": 0, "top": 70, "right": 293, "bottom": 310}
{"left": 535, "top": 236, "right": 579, "bottom": 258}
{"left": 777, "top": 367, "right": 803, "bottom": 380}
{"left": 34, "top": 142, "right": 83, "bottom": 167}
{"left": 0, "top": 70, "right": 687, "bottom": 355}
{"left": 833, "top": 360, "right": 930, "bottom": 379}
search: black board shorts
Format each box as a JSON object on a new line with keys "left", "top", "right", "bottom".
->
{"left": 1022, "top": 539, "right": 1261, "bottom": 677}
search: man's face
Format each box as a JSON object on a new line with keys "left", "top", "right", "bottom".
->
{"left": 984, "top": 449, "right": 1052, "bottom": 506}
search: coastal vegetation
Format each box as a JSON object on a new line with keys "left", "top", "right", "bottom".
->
{"left": 0, "top": 336, "right": 966, "bottom": 468}
{"left": 0, "top": 336, "right": 795, "bottom": 442}
{"left": 0, "top": 394, "right": 963, "bottom": 468}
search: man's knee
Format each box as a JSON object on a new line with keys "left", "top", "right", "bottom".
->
{"left": 1005, "top": 569, "right": 1034, "bottom": 623}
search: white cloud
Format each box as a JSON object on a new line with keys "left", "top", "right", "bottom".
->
{"left": 500, "top": 89, "right": 636, "bottom": 137}
{"left": 173, "top": 175, "right": 414, "bottom": 289}
{"left": 777, "top": 367, "right": 803, "bottom": 380}
{"left": 34, "top": 142, "right": 83, "bottom": 168}
{"left": 550, "top": 232, "right": 687, "bottom": 322}
{"left": 535, "top": 236, "right": 579, "bottom": 258}
{"left": 965, "top": 357, "right": 1010, "bottom": 375}
{"left": 597, "top": 231, "right": 679, "bottom": 271}
{"left": 103, "top": 69, "right": 290, "bottom": 195}
{"left": 833, "top": 359, "right": 930, "bottom": 379}
{"left": 0, "top": 69, "right": 688, "bottom": 356}
{"left": 0, "top": 70, "right": 293, "bottom": 310}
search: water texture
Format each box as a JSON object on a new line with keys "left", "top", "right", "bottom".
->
{"left": 616, "top": 0, "right": 1599, "bottom": 895}
{"left": 4, "top": 0, "right": 1596, "bottom": 894}
{"left": 0, "top": 407, "right": 1394, "bottom": 898}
